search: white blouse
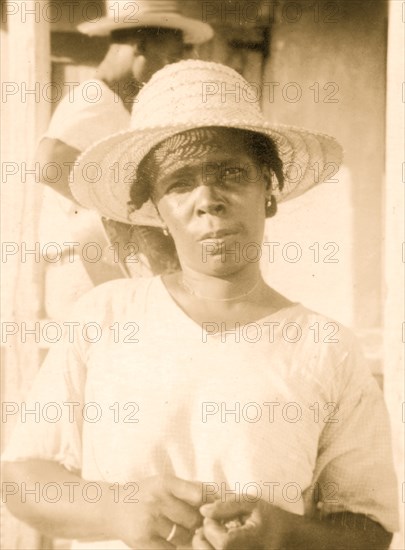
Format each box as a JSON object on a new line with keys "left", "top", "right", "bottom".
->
{"left": 3, "top": 276, "right": 399, "bottom": 549}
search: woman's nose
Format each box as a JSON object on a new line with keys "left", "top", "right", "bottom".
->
{"left": 194, "top": 184, "right": 226, "bottom": 217}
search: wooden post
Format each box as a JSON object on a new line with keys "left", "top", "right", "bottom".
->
{"left": 384, "top": 2, "right": 404, "bottom": 548}
{"left": 1, "top": 1, "right": 50, "bottom": 548}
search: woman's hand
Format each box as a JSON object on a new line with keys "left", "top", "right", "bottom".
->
{"left": 3, "top": 461, "right": 212, "bottom": 548}
{"left": 108, "top": 475, "right": 207, "bottom": 549}
{"left": 193, "top": 499, "right": 393, "bottom": 550}
{"left": 192, "top": 500, "right": 290, "bottom": 550}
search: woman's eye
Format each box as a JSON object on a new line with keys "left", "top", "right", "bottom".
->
{"left": 167, "top": 180, "right": 191, "bottom": 192}
{"left": 222, "top": 167, "right": 244, "bottom": 181}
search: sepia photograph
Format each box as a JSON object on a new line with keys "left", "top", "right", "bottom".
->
{"left": 1, "top": 1, "right": 404, "bottom": 549}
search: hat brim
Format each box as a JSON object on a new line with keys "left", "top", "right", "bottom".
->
{"left": 77, "top": 13, "right": 214, "bottom": 44}
{"left": 70, "top": 122, "right": 343, "bottom": 228}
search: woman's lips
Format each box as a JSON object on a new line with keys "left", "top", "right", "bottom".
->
{"left": 198, "top": 229, "right": 237, "bottom": 241}
{"left": 199, "top": 231, "right": 238, "bottom": 255}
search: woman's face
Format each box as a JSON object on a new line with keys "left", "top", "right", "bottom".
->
{"left": 151, "top": 133, "right": 271, "bottom": 277}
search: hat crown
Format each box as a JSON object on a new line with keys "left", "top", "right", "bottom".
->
{"left": 71, "top": 59, "right": 342, "bottom": 226}
{"left": 131, "top": 60, "right": 264, "bottom": 131}
{"left": 79, "top": 0, "right": 213, "bottom": 44}
{"left": 106, "top": 0, "right": 183, "bottom": 17}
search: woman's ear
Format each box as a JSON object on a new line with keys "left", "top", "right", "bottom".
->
{"left": 152, "top": 202, "right": 167, "bottom": 229}
{"left": 262, "top": 167, "right": 279, "bottom": 218}
{"left": 262, "top": 166, "right": 272, "bottom": 195}
{"left": 263, "top": 166, "right": 280, "bottom": 195}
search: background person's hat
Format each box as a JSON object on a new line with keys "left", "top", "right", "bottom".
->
{"left": 77, "top": 0, "right": 213, "bottom": 45}
{"left": 71, "top": 60, "right": 343, "bottom": 228}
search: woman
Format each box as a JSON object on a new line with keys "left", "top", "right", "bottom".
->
{"left": 3, "top": 61, "right": 398, "bottom": 550}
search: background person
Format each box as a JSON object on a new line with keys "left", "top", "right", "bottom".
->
{"left": 37, "top": 1, "right": 213, "bottom": 318}
{"left": 3, "top": 61, "right": 397, "bottom": 550}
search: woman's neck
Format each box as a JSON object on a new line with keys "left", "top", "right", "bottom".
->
{"left": 162, "top": 269, "right": 293, "bottom": 329}
{"left": 179, "top": 266, "right": 264, "bottom": 303}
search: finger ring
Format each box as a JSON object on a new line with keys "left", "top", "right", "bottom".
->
{"left": 166, "top": 523, "right": 177, "bottom": 542}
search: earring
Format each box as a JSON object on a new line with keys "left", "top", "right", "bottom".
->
{"left": 269, "top": 171, "right": 279, "bottom": 193}
{"left": 265, "top": 196, "right": 275, "bottom": 217}
{"left": 162, "top": 227, "right": 169, "bottom": 237}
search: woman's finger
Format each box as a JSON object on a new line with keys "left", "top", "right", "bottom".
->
{"left": 204, "top": 518, "right": 263, "bottom": 550}
{"left": 161, "top": 493, "right": 203, "bottom": 532}
{"left": 155, "top": 514, "right": 193, "bottom": 547}
{"left": 192, "top": 527, "right": 215, "bottom": 549}
{"left": 202, "top": 517, "right": 229, "bottom": 549}
{"left": 200, "top": 500, "right": 255, "bottom": 520}
{"left": 166, "top": 476, "right": 205, "bottom": 507}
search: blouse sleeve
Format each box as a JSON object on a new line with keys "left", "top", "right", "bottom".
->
{"left": 2, "top": 322, "right": 87, "bottom": 473}
{"left": 43, "top": 80, "right": 130, "bottom": 152}
{"left": 306, "top": 342, "right": 399, "bottom": 534}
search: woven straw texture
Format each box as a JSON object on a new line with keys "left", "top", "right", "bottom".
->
{"left": 71, "top": 60, "right": 343, "bottom": 227}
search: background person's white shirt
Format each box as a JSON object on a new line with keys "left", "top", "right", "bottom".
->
{"left": 39, "top": 80, "right": 131, "bottom": 319}
{"left": 44, "top": 79, "right": 130, "bottom": 152}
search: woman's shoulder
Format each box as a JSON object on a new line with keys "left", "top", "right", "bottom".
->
{"left": 273, "top": 295, "right": 355, "bottom": 342}
{"left": 262, "top": 287, "right": 354, "bottom": 344}
{"left": 67, "top": 276, "right": 157, "bottom": 320}
{"left": 290, "top": 303, "right": 361, "bottom": 358}
{"left": 282, "top": 302, "right": 373, "bottom": 390}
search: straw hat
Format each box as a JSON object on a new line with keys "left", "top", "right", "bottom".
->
{"left": 71, "top": 60, "right": 343, "bottom": 228}
{"left": 78, "top": 0, "right": 213, "bottom": 45}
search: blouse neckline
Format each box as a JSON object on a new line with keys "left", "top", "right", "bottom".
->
{"left": 153, "top": 275, "right": 302, "bottom": 338}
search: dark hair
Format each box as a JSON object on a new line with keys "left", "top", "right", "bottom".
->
{"left": 110, "top": 27, "right": 184, "bottom": 50}
{"left": 128, "top": 128, "right": 284, "bottom": 218}
{"left": 241, "top": 130, "right": 284, "bottom": 217}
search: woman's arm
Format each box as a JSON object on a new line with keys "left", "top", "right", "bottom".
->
{"left": 197, "top": 500, "right": 393, "bottom": 550}
{"left": 3, "top": 459, "right": 204, "bottom": 547}
{"left": 36, "top": 138, "right": 81, "bottom": 201}
{"left": 3, "top": 459, "right": 119, "bottom": 541}
{"left": 284, "top": 509, "right": 392, "bottom": 550}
